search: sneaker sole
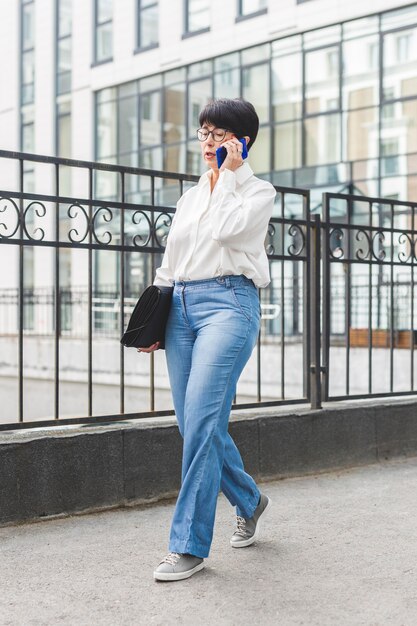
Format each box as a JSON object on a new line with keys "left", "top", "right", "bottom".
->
{"left": 153, "top": 561, "right": 205, "bottom": 582}
{"left": 230, "top": 496, "right": 271, "bottom": 548}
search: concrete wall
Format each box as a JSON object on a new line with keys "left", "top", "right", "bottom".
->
{"left": 1, "top": 397, "right": 417, "bottom": 526}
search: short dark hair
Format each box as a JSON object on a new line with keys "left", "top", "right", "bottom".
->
{"left": 198, "top": 98, "right": 259, "bottom": 151}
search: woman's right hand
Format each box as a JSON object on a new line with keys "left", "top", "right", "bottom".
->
{"left": 137, "top": 342, "right": 160, "bottom": 353}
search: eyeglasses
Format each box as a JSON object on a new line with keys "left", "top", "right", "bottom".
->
{"left": 196, "top": 127, "right": 232, "bottom": 142}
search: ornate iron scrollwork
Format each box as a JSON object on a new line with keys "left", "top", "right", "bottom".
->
{"left": 92, "top": 206, "right": 113, "bottom": 245}
{"left": 23, "top": 201, "right": 47, "bottom": 241}
{"left": 154, "top": 211, "right": 173, "bottom": 249}
{"left": 0, "top": 196, "right": 20, "bottom": 239}
{"left": 329, "top": 227, "right": 345, "bottom": 259}
{"left": 287, "top": 223, "right": 305, "bottom": 257}
{"left": 265, "top": 222, "right": 275, "bottom": 256}
{"left": 398, "top": 232, "right": 414, "bottom": 264}
{"left": 131, "top": 210, "right": 152, "bottom": 248}
{"left": 67, "top": 203, "right": 89, "bottom": 243}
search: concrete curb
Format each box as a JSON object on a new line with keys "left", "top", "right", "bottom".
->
{"left": 1, "top": 397, "right": 417, "bottom": 526}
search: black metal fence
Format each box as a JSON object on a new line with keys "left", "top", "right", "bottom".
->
{"left": 0, "top": 150, "right": 416, "bottom": 430}
{"left": 0, "top": 150, "right": 313, "bottom": 428}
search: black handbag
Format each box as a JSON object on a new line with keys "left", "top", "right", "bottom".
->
{"left": 120, "top": 285, "right": 173, "bottom": 350}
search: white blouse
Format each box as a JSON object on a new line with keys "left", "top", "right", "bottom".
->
{"left": 153, "top": 162, "right": 276, "bottom": 288}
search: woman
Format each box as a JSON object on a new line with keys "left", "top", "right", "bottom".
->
{"left": 138, "top": 98, "right": 276, "bottom": 582}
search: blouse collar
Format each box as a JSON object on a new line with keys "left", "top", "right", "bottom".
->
{"left": 199, "top": 161, "right": 254, "bottom": 187}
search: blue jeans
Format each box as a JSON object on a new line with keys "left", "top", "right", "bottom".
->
{"left": 164, "top": 275, "right": 261, "bottom": 558}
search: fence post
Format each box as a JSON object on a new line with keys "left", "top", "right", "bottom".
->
{"left": 310, "top": 214, "right": 322, "bottom": 409}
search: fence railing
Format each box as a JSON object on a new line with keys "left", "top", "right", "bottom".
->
{"left": 1, "top": 150, "right": 417, "bottom": 430}
{"left": 0, "top": 150, "right": 313, "bottom": 428}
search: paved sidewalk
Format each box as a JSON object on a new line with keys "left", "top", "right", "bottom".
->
{"left": 1, "top": 457, "right": 417, "bottom": 626}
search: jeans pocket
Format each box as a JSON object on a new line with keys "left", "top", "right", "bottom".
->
{"left": 231, "top": 285, "right": 252, "bottom": 322}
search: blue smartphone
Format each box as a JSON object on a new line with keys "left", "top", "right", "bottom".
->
{"left": 216, "top": 138, "right": 248, "bottom": 169}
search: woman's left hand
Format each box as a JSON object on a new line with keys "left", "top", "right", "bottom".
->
{"left": 219, "top": 138, "right": 245, "bottom": 173}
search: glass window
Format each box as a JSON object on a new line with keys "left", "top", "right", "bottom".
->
{"left": 305, "top": 113, "right": 341, "bottom": 166}
{"left": 343, "top": 16, "right": 379, "bottom": 39}
{"left": 164, "top": 144, "right": 186, "bottom": 173}
{"left": 97, "top": 99, "right": 117, "bottom": 158}
{"left": 57, "top": 104, "right": 71, "bottom": 158}
{"left": 242, "top": 63, "right": 269, "bottom": 123}
{"left": 343, "top": 36, "right": 379, "bottom": 110}
{"left": 214, "top": 67, "right": 240, "bottom": 99}
{"left": 188, "top": 79, "right": 212, "bottom": 137}
{"left": 22, "top": 50, "right": 34, "bottom": 104}
{"left": 22, "top": 120, "right": 34, "bottom": 153}
{"left": 188, "top": 59, "right": 212, "bottom": 79}
{"left": 58, "top": 0, "right": 72, "bottom": 37}
{"left": 139, "top": 146, "right": 162, "bottom": 170}
{"left": 272, "top": 34, "right": 301, "bottom": 57}
{"left": 381, "top": 139, "right": 400, "bottom": 176}
{"left": 22, "top": 2, "right": 34, "bottom": 50}
{"left": 164, "top": 68, "right": 186, "bottom": 86}
{"left": 57, "top": 1, "right": 72, "bottom": 95}
{"left": 164, "top": 83, "right": 186, "bottom": 143}
{"left": 95, "top": 0, "right": 112, "bottom": 63}
{"left": 303, "top": 24, "right": 341, "bottom": 49}
{"left": 119, "top": 96, "right": 138, "bottom": 155}
{"left": 57, "top": 37, "right": 72, "bottom": 95}
{"left": 97, "top": 0, "right": 112, "bottom": 22}
{"left": 214, "top": 52, "right": 240, "bottom": 72}
{"left": 381, "top": 5, "right": 417, "bottom": 31}
{"left": 381, "top": 98, "right": 417, "bottom": 156}
{"left": 241, "top": 43, "right": 269, "bottom": 65}
{"left": 383, "top": 29, "right": 417, "bottom": 99}
{"left": 187, "top": 141, "right": 202, "bottom": 175}
{"left": 186, "top": 0, "right": 210, "bottom": 33}
{"left": 248, "top": 126, "right": 270, "bottom": 174}
{"left": 343, "top": 108, "right": 379, "bottom": 162}
{"left": 272, "top": 53, "right": 302, "bottom": 122}
{"left": 274, "top": 121, "right": 301, "bottom": 171}
{"left": 140, "top": 91, "right": 161, "bottom": 146}
{"left": 305, "top": 47, "right": 340, "bottom": 114}
{"left": 137, "top": 0, "right": 158, "bottom": 49}
{"left": 238, "top": 0, "right": 267, "bottom": 17}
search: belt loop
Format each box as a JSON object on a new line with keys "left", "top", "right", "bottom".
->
{"left": 224, "top": 276, "right": 231, "bottom": 288}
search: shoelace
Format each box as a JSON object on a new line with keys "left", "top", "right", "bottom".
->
{"left": 234, "top": 515, "right": 247, "bottom": 537}
{"left": 161, "top": 552, "right": 181, "bottom": 566}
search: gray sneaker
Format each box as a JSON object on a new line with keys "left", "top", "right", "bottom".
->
{"left": 153, "top": 552, "right": 205, "bottom": 581}
{"left": 230, "top": 493, "right": 271, "bottom": 548}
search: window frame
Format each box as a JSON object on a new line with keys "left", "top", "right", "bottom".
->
{"left": 183, "top": 0, "right": 210, "bottom": 39}
{"left": 135, "top": 0, "right": 159, "bottom": 53}
{"left": 236, "top": 0, "right": 267, "bottom": 23}
{"left": 93, "top": 0, "right": 113, "bottom": 66}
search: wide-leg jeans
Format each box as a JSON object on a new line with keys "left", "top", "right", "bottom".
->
{"left": 164, "top": 275, "right": 261, "bottom": 558}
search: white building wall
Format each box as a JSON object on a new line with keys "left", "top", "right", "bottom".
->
{"left": 0, "top": 0, "right": 411, "bottom": 298}
{"left": 0, "top": 0, "right": 407, "bottom": 158}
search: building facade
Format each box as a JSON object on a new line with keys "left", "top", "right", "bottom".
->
{"left": 1, "top": 0, "right": 417, "bottom": 318}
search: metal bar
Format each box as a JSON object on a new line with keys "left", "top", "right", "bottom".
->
{"left": 0, "top": 188, "right": 179, "bottom": 213}
{"left": 54, "top": 163, "right": 60, "bottom": 420}
{"left": 303, "top": 190, "right": 311, "bottom": 401}
{"left": 390, "top": 201, "right": 394, "bottom": 392}
{"left": 120, "top": 171, "right": 125, "bottom": 414}
{"left": 0, "top": 149, "right": 200, "bottom": 182}
{"left": 0, "top": 395, "right": 314, "bottom": 432}
{"left": 411, "top": 202, "right": 415, "bottom": 391}
{"left": 150, "top": 175, "right": 155, "bottom": 412}
{"left": 321, "top": 193, "right": 331, "bottom": 401}
{"left": 280, "top": 192, "right": 285, "bottom": 399}
{"left": 18, "top": 159, "right": 24, "bottom": 422}
{"left": 88, "top": 167, "right": 93, "bottom": 416}
{"left": 310, "top": 214, "right": 322, "bottom": 409}
{"left": 346, "top": 195, "right": 352, "bottom": 396}
{"left": 368, "top": 202, "right": 372, "bottom": 395}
